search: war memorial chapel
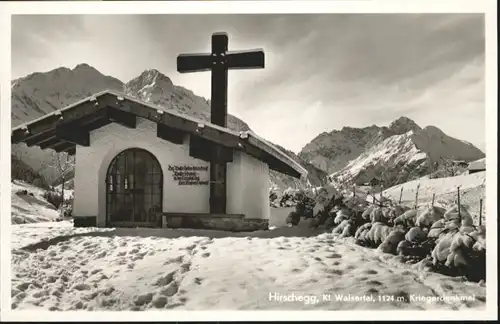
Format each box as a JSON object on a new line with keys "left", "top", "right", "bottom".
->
{"left": 11, "top": 33, "right": 307, "bottom": 232}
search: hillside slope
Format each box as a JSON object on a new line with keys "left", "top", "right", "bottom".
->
{"left": 381, "top": 171, "right": 486, "bottom": 223}
{"left": 11, "top": 154, "right": 49, "bottom": 189}
{"left": 11, "top": 180, "right": 60, "bottom": 224}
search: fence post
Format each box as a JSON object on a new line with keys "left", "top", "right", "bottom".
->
{"left": 432, "top": 193, "right": 435, "bottom": 207}
{"left": 353, "top": 184, "right": 356, "bottom": 198}
{"left": 457, "top": 186, "right": 461, "bottom": 223}
{"left": 414, "top": 183, "right": 420, "bottom": 210}
{"left": 479, "top": 198, "right": 483, "bottom": 226}
{"left": 399, "top": 186, "right": 403, "bottom": 204}
{"left": 379, "top": 185, "right": 384, "bottom": 207}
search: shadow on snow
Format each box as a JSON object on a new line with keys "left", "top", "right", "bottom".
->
{"left": 20, "top": 223, "right": 327, "bottom": 252}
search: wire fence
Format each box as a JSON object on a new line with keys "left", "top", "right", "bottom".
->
{"left": 358, "top": 183, "right": 485, "bottom": 227}
{"left": 272, "top": 179, "right": 486, "bottom": 227}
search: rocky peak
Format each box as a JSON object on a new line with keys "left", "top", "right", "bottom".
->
{"left": 388, "top": 116, "right": 421, "bottom": 135}
{"left": 73, "top": 63, "right": 93, "bottom": 71}
{"left": 124, "top": 69, "right": 175, "bottom": 101}
{"left": 133, "top": 69, "right": 173, "bottom": 86}
{"left": 422, "top": 125, "right": 444, "bottom": 135}
{"left": 70, "top": 63, "right": 107, "bottom": 79}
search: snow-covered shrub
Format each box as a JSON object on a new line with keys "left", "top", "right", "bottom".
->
{"left": 470, "top": 225, "right": 486, "bottom": 252}
{"left": 309, "top": 185, "right": 344, "bottom": 228}
{"left": 279, "top": 190, "right": 295, "bottom": 207}
{"left": 396, "top": 239, "right": 413, "bottom": 256}
{"left": 332, "top": 219, "right": 354, "bottom": 238}
{"left": 285, "top": 211, "right": 301, "bottom": 226}
{"left": 405, "top": 227, "right": 427, "bottom": 243}
{"left": 428, "top": 204, "right": 486, "bottom": 281}
{"left": 313, "top": 186, "right": 339, "bottom": 212}
{"left": 431, "top": 232, "right": 464, "bottom": 266}
{"left": 355, "top": 222, "right": 372, "bottom": 241}
{"left": 355, "top": 222, "right": 392, "bottom": 247}
{"left": 343, "top": 194, "right": 369, "bottom": 211}
{"left": 369, "top": 207, "right": 384, "bottom": 223}
{"left": 269, "top": 191, "right": 278, "bottom": 205}
{"left": 342, "top": 199, "right": 486, "bottom": 282}
{"left": 393, "top": 204, "right": 411, "bottom": 217}
{"left": 361, "top": 205, "right": 375, "bottom": 220}
{"left": 61, "top": 197, "right": 74, "bottom": 218}
{"left": 362, "top": 203, "right": 407, "bottom": 225}
{"left": 378, "top": 228, "right": 406, "bottom": 254}
{"left": 415, "top": 205, "right": 446, "bottom": 228}
{"left": 295, "top": 191, "right": 315, "bottom": 219}
{"left": 443, "top": 204, "right": 474, "bottom": 227}
{"left": 334, "top": 208, "right": 352, "bottom": 225}
{"left": 396, "top": 237, "right": 436, "bottom": 259}
{"left": 427, "top": 219, "right": 446, "bottom": 238}
{"left": 393, "top": 209, "right": 418, "bottom": 228}
{"left": 43, "top": 190, "right": 63, "bottom": 210}
{"left": 366, "top": 222, "right": 393, "bottom": 246}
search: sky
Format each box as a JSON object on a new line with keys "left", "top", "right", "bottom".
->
{"left": 11, "top": 14, "right": 485, "bottom": 153}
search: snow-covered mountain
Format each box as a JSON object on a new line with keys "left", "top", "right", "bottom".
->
{"left": 123, "top": 69, "right": 250, "bottom": 132}
{"left": 11, "top": 65, "right": 250, "bottom": 131}
{"left": 11, "top": 64, "right": 483, "bottom": 192}
{"left": 11, "top": 64, "right": 326, "bottom": 190}
{"left": 11, "top": 64, "right": 122, "bottom": 125}
{"left": 299, "top": 117, "right": 485, "bottom": 187}
{"left": 299, "top": 116, "right": 423, "bottom": 174}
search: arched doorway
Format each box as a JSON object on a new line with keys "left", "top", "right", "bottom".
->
{"left": 105, "top": 148, "right": 163, "bottom": 227}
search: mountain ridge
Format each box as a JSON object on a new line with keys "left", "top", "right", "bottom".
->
{"left": 11, "top": 63, "right": 484, "bottom": 193}
{"left": 11, "top": 64, "right": 325, "bottom": 190}
{"left": 298, "top": 116, "right": 484, "bottom": 175}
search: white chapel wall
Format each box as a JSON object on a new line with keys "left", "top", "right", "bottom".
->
{"left": 73, "top": 117, "right": 271, "bottom": 225}
{"left": 73, "top": 118, "right": 211, "bottom": 225}
{"left": 227, "top": 151, "right": 270, "bottom": 220}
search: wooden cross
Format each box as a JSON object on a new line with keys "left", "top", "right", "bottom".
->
{"left": 177, "top": 32, "right": 265, "bottom": 214}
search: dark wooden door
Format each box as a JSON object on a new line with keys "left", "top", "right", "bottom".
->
{"left": 106, "top": 148, "right": 163, "bottom": 227}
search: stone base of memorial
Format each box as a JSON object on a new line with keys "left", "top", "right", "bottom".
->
{"left": 159, "top": 212, "right": 269, "bottom": 232}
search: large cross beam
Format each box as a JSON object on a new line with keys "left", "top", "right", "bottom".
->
{"left": 177, "top": 32, "right": 265, "bottom": 214}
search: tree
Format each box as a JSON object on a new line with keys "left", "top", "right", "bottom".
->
{"left": 47, "top": 151, "right": 75, "bottom": 212}
{"left": 440, "top": 157, "right": 457, "bottom": 177}
{"left": 379, "top": 169, "right": 393, "bottom": 189}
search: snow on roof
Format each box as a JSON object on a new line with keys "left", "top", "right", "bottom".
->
{"left": 12, "top": 90, "right": 308, "bottom": 179}
{"left": 468, "top": 158, "right": 486, "bottom": 170}
{"left": 242, "top": 130, "right": 308, "bottom": 178}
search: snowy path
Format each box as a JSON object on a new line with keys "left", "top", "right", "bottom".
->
{"left": 11, "top": 221, "right": 486, "bottom": 311}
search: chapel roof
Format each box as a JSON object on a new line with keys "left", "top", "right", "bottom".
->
{"left": 467, "top": 158, "right": 486, "bottom": 171}
{"left": 11, "top": 90, "right": 308, "bottom": 179}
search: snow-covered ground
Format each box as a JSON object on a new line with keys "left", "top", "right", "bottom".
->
{"left": 9, "top": 176, "right": 488, "bottom": 311}
{"left": 11, "top": 218, "right": 486, "bottom": 311}
{"left": 11, "top": 180, "right": 61, "bottom": 224}
{"left": 53, "top": 183, "right": 74, "bottom": 201}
